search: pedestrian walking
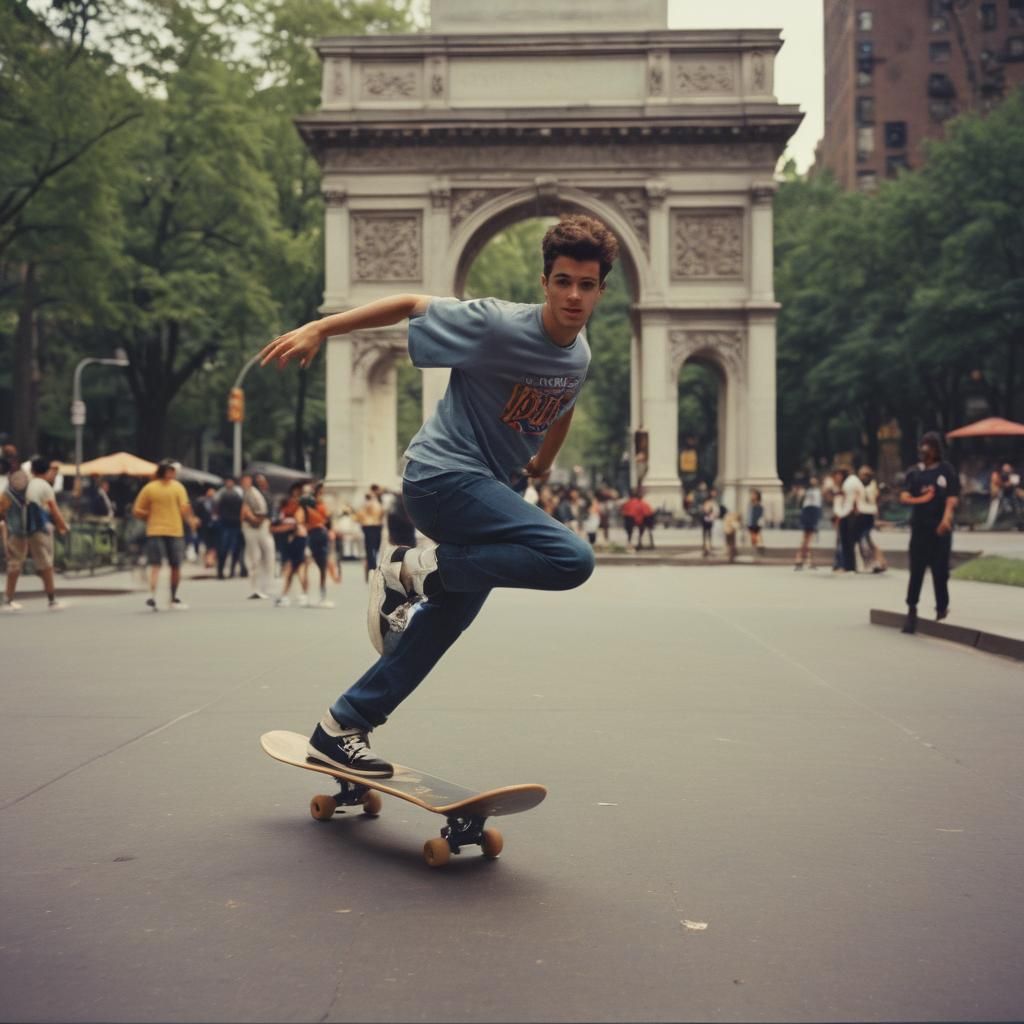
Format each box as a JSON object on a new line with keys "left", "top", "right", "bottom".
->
{"left": 272, "top": 482, "right": 310, "bottom": 607}
{"left": 241, "top": 472, "right": 275, "bottom": 600}
{"left": 356, "top": 489, "right": 384, "bottom": 583}
{"left": 700, "top": 493, "right": 717, "bottom": 556}
{"left": 132, "top": 460, "right": 197, "bottom": 611}
{"left": 794, "top": 476, "right": 822, "bottom": 570}
{"left": 747, "top": 488, "right": 766, "bottom": 557}
{"left": 0, "top": 456, "right": 70, "bottom": 611}
{"left": 856, "top": 466, "right": 887, "bottom": 573}
{"left": 832, "top": 466, "right": 863, "bottom": 573}
{"left": 722, "top": 509, "right": 740, "bottom": 563}
{"left": 215, "top": 477, "right": 244, "bottom": 579}
{"left": 259, "top": 212, "right": 615, "bottom": 776}
{"left": 899, "top": 432, "right": 960, "bottom": 634}
{"left": 304, "top": 482, "right": 334, "bottom": 608}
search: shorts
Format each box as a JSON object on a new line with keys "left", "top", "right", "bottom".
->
{"left": 5, "top": 532, "right": 54, "bottom": 572}
{"left": 799, "top": 506, "right": 822, "bottom": 532}
{"left": 286, "top": 535, "right": 308, "bottom": 570}
{"left": 308, "top": 528, "right": 329, "bottom": 570}
{"left": 146, "top": 535, "right": 185, "bottom": 567}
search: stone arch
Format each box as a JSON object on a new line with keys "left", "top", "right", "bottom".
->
{"left": 446, "top": 185, "right": 648, "bottom": 303}
{"left": 303, "top": 15, "right": 801, "bottom": 519}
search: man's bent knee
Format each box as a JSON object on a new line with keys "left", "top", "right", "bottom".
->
{"left": 553, "top": 534, "right": 595, "bottom": 590}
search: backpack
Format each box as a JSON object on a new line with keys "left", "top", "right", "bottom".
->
{"left": 26, "top": 498, "right": 49, "bottom": 535}
{"left": 4, "top": 469, "right": 29, "bottom": 537}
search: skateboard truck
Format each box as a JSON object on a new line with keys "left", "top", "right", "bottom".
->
{"left": 440, "top": 814, "right": 488, "bottom": 855}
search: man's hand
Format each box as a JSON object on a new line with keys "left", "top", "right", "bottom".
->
{"left": 260, "top": 321, "right": 325, "bottom": 370}
{"left": 521, "top": 455, "right": 551, "bottom": 483}
{"left": 936, "top": 517, "right": 953, "bottom": 536}
{"left": 900, "top": 485, "right": 935, "bottom": 506}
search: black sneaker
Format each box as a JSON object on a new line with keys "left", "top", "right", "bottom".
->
{"left": 901, "top": 608, "right": 917, "bottom": 634}
{"left": 367, "top": 544, "right": 413, "bottom": 655}
{"left": 306, "top": 723, "right": 393, "bottom": 778}
{"left": 146, "top": 597, "right": 158, "bottom": 612}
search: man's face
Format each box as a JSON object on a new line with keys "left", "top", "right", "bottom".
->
{"left": 46, "top": 463, "right": 60, "bottom": 483}
{"left": 240, "top": 474, "right": 252, "bottom": 489}
{"left": 920, "top": 442, "right": 938, "bottom": 463}
{"left": 541, "top": 256, "right": 605, "bottom": 333}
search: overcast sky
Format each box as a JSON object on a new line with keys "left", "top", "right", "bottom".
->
{"left": 668, "top": 0, "right": 824, "bottom": 170}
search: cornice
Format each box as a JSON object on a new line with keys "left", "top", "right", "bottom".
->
{"left": 315, "top": 29, "right": 786, "bottom": 59}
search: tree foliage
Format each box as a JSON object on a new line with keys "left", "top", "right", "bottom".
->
{"left": 775, "top": 86, "right": 1024, "bottom": 479}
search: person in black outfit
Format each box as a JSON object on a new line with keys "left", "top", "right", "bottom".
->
{"left": 899, "top": 431, "right": 959, "bottom": 634}
{"left": 215, "top": 478, "right": 245, "bottom": 578}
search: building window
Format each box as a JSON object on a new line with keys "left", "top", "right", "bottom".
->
{"left": 857, "top": 58, "right": 874, "bottom": 85}
{"left": 886, "top": 155, "right": 910, "bottom": 177}
{"left": 929, "top": 98, "right": 957, "bottom": 121}
{"left": 928, "top": 72, "right": 956, "bottom": 97}
{"left": 856, "top": 95, "right": 875, "bottom": 124}
{"left": 930, "top": 41, "right": 951, "bottom": 61}
{"left": 885, "top": 121, "right": 908, "bottom": 148}
{"left": 1011, "top": 0, "right": 1024, "bottom": 28}
{"left": 857, "top": 170, "right": 879, "bottom": 193}
{"left": 857, "top": 126, "right": 875, "bottom": 161}
{"left": 980, "top": 3, "right": 997, "bottom": 30}
{"left": 1008, "top": 36, "right": 1024, "bottom": 59}
{"left": 858, "top": 10, "right": 873, "bottom": 31}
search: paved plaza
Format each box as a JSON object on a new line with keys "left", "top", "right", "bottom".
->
{"left": 2, "top": 559, "right": 1023, "bottom": 1022}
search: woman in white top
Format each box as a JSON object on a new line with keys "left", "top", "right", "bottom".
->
{"left": 856, "top": 466, "right": 887, "bottom": 573}
{"left": 795, "top": 476, "right": 822, "bottom": 570}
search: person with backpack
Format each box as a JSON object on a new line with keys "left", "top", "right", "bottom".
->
{"left": 0, "top": 456, "right": 70, "bottom": 611}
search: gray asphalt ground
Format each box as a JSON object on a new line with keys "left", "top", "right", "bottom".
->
{"left": 3, "top": 558, "right": 1024, "bottom": 1023}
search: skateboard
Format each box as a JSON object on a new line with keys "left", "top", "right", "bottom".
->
{"left": 260, "top": 730, "right": 547, "bottom": 867}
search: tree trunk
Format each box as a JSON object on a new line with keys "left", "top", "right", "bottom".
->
{"left": 13, "top": 262, "right": 40, "bottom": 456}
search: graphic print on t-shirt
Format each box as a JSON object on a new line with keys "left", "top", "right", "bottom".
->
{"left": 500, "top": 374, "right": 581, "bottom": 435}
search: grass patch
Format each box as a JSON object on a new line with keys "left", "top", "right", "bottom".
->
{"left": 952, "top": 555, "right": 1024, "bottom": 588}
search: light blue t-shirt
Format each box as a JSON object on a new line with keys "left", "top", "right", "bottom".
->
{"left": 403, "top": 297, "right": 590, "bottom": 485}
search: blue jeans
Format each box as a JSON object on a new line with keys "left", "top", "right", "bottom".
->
{"left": 331, "top": 469, "right": 595, "bottom": 730}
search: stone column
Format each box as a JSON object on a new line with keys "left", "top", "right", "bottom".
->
{"left": 638, "top": 314, "right": 681, "bottom": 513}
{"left": 365, "top": 360, "right": 400, "bottom": 491}
{"left": 322, "top": 189, "right": 348, "bottom": 309}
{"left": 749, "top": 181, "right": 777, "bottom": 304}
{"left": 422, "top": 182, "right": 453, "bottom": 421}
{"left": 629, "top": 331, "right": 642, "bottom": 490}
{"left": 324, "top": 337, "right": 357, "bottom": 504}
{"left": 743, "top": 313, "right": 784, "bottom": 525}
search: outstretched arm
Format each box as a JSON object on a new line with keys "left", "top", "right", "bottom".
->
{"left": 260, "top": 294, "right": 433, "bottom": 370}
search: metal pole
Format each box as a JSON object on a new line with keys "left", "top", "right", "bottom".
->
{"left": 71, "top": 353, "right": 129, "bottom": 513}
{"left": 231, "top": 352, "right": 262, "bottom": 478}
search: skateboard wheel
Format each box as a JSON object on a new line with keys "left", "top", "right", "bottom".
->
{"left": 309, "top": 794, "right": 338, "bottom": 821}
{"left": 423, "top": 837, "right": 451, "bottom": 868}
{"left": 480, "top": 828, "right": 503, "bottom": 859}
{"left": 361, "top": 791, "right": 383, "bottom": 817}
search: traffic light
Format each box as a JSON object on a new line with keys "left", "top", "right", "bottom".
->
{"left": 227, "top": 387, "right": 245, "bottom": 423}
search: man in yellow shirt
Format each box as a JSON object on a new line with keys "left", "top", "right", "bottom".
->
{"left": 132, "top": 460, "right": 197, "bottom": 611}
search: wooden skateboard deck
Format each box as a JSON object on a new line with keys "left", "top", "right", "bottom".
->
{"left": 260, "top": 730, "right": 547, "bottom": 866}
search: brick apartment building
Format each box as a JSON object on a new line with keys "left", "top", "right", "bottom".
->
{"left": 820, "top": 0, "right": 1024, "bottom": 190}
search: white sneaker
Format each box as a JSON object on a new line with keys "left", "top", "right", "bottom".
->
{"left": 275, "top": 595, "right": 291, "bottom": 607}
{"left": 297, "top": 593, "right": 309, "bottom": 608}
{"left": 170, "top": 598, "right": 189, "bottom": 611}
{"left": 0, "top": 600, "right": 22, "bottom": 613}
{"left": 401, "top": 545, "right": 440, "bottom": 599}
{"left": 47, "top": 599, "right": 66, "bottom": 611}
{"left": 315, "top": 598, "right": 335, "bottom": 609}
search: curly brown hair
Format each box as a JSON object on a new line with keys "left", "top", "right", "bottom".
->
{"left": 541, "top": 214, "right": 619, "bottom": 282}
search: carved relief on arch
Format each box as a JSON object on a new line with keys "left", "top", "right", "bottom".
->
{"left": 351, "top": 213, "right": 422, "bottom": 282}
{"left": 450, "top": 189, "right": 508, "bottom": 232}
{"left": 669, "top": 329, "right": 745, "bottom": 382}
{"left": 350, "top": 330, "right": 408, "bottom": 383}
{"left": 589, "top": 188, "right": 649, "bottom": 257}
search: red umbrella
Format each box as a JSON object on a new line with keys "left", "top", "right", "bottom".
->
{"left": 946, "top": 417, "right": 1024, "bottom": 439}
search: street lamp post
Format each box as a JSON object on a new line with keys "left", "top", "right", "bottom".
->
{"left": 72, "top": 350, "right": 130, "bottom": 504}
{"left": 230, "top": 353, "right": 262, "bottom": 478}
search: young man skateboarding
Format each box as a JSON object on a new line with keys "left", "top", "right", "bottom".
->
{"left": 260, "top": 214, "right": 618, "bottom": 777}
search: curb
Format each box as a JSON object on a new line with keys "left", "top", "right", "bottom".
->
{"left": 869, "top": 609, "right": 1024, "bottom": 662}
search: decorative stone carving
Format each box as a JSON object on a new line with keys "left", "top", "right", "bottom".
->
{"left": 330, "top": 60, "right": 346, "bottom": 99}
{"left": 351, "top": 213, "right": 422, "bottom": 282}
{"left": 350, "top": 330, "right": 408, "bottom": 378}
{"left": 752, "top": 52, "right": 767, "bottom": 92}
{"left": 645, "top": 180, "right": 669, "bottom": 206}
{"left": 430, "top": 58, "right": 445, "bottom": 99}
{"left": 429, "top": 185, "right": 451, "bottom": 209}
{"left": 671, "top": 211, "right": 743, "bottom": 280}
{"left": 361, "top": 65, "right": 419, "bottom": 100}
{"left": 669, "top": 329, "right": 745, "bottom": 380}
{"left": 591, "top": 188, "right": 649, "bottom": 256}
{"left": 648, "top": 54, "right": 665, "bottom": 97}
{"left": 750, "top": 180, "right": 777, "bottom": 204}
{"left": 450, "top": 189, "right": 506, "bottom": 231}
{"left": 323, "top": 189, "right": 348, "bottom": 207}
{"left": 673, "top": 59, "right": 736, "bottom": 95}
{"left": 325, "top": 141, "right": 778, "bottom": 173}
